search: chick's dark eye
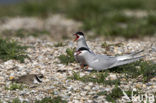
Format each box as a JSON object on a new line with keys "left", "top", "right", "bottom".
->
{"left": 39, "top": 75, "right": 44, "bottom": 78}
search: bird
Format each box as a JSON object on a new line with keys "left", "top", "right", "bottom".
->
{"left": 75, "top": 47, "right": 145, "bottom": 71}
{"left": 11, "top": 74, "right": 44, "bottom": 85}
{"left": 73, "top": 32, "right": 92, "bottom": 52}
{"left": 73, "top": 32, "right": 94, "bottom": 69}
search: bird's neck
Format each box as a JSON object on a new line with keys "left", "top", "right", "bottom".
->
{"left": 77, "top": 38, "right": 88, "bottom": 49}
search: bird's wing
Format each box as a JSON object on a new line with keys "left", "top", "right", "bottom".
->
{"left": 85, "top": 49, "right": 145, "bottom": 71}
{"left": 88, "top": 54, "right": 117, "bottom": 70}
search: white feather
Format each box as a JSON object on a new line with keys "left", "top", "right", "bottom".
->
{"left": 117, "top": 56, "right": 130, "bottom": 61}
{"left": 91, "top": 59, "right": 99, "bottom": 63}
{"left": 33, "top": 78, "right": 40, "bottom": 84}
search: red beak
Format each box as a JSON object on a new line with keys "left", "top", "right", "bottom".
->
{"left": 76, "top": 51, "right": 81, "bottom": 55}
{"left": 74, "top": 34, "right": 79, "bottom": 41}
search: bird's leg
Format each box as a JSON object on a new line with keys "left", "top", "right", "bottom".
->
{"left": 80, "top": 64, "right": 84, "bottom": 69}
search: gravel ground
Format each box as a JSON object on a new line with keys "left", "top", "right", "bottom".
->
{"left": 0, "top": 36, "right": 156, "bottom": 103}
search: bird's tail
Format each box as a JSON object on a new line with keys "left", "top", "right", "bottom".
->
{"left": 129, "top": 49, "right": 144, "bottom": 56}
{"left": 111, "top": 55, "right": 145, "bottom": 68}
{"left": 116, "top": 50, "right": 144, "bottom": 61}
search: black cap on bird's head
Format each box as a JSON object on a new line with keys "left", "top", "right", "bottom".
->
{"left": 78, "top": 47, "right": 89, "bottom": 51}
{"left": 73, "top": 31, "right": 84, "bottom": 41}
{"left": 75, "top": 32, "right": 84, "bottom": 36}
{"left": 76, "top": 47, "right": 90, "bottom": 55}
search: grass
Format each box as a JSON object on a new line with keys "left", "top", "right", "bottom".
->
{"left": 109, "top": 61, "right": 156, "bottom": 82}
{"left": 80, "top": 12, "right": 156, "bottom": 38}
{"left": 97, "top": 91, "right": 107, "bottom": 96}
{"left": 68, "top": 71, "right": 120, "bottom": 86}
{"left": 106, "top": 86, "right": 123, "bottom": 102}
{"left": 12, "top": 98, "right": 22, "bottom": 103}
{"left": 58, "top": 48, "right": 75, "bottom": 65}
{"left": 11, "top": 98, "right": 28, "bottom": 103}
{"left": 0, "top": 38, "right": 28, "bottom": 63}
{"left": 5, "top": 83, "right": 24, "bottom": 90}
{"left": 97, "top": 87, "right": 141, "bottom": 103}
{"left": 0, "top": 0, "right": 156, "bottom": 38}
{"left": 124, "top": 89, "right": 140, "bottom": 99}
{"left": 35, "top": 96, "right": 67, "bottom": 103}
{"left": 1, "top": 29, "right": 49, "bottom": 38}
{"left": 7, "top": 96, "right": 67, "bottom": 103}
{"left": 66, "top": 0, "right": 156, "bottom": 38}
